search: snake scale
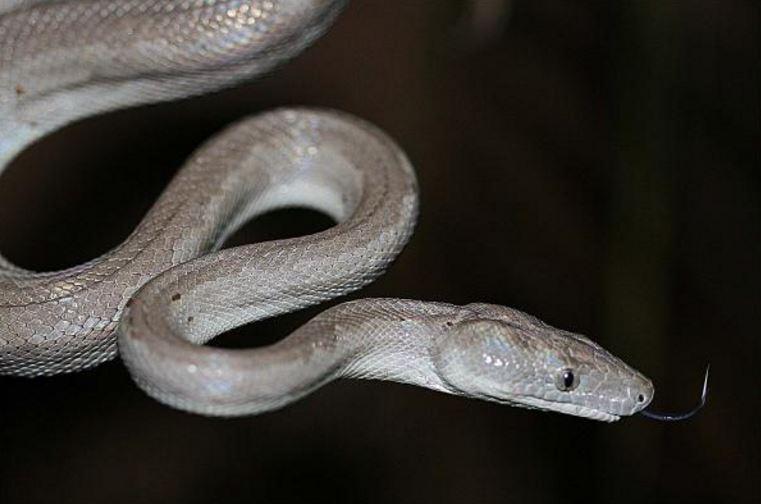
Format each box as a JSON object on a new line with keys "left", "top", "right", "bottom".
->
{"left": 0, "top": 0, "right": 666, "bottom": 422}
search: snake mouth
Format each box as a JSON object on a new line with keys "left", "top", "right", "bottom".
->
{"left": 541, "top": 401, "right": 620, "bottom": 422}
{"left": 495, "top": 395, "right": 621, "bottom": 422}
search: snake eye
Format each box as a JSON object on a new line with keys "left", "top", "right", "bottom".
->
{"left": 555, "top": 368, "right": 579, "bottom": 392}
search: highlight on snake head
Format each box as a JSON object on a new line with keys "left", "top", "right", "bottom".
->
{"left": 434, "top": 305, "right": 654, "bottom": 422}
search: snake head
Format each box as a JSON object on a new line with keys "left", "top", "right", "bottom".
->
{"left": 434, "top": 305, "right": 654, "bottom": 422}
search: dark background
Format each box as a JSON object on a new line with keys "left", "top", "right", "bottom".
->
{"left": 0, "top": 1, "right": 758, "bottom": 503}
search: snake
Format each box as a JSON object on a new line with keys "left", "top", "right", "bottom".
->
{"left": 0, "top": 0, "right": 706, "bottom": 422}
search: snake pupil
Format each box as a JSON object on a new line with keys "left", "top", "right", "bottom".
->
{"left": 563, "top": 370, "right": 574, "bottom": 389}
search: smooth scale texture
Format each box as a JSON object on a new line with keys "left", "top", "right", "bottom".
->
{"left": 0, "top": 0, "right": 654, "bottom": 421}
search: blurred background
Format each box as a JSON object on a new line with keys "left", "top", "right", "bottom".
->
{"left": 0, "top": 1, "right": 758, "bottom": 503}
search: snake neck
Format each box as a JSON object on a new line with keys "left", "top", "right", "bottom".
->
{"left": 313, "top": 299, "right": 471, "bottom": 395}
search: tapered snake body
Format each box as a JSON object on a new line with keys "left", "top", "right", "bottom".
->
{"left": 0, "top": 0, "right": 656, "bottom": 421}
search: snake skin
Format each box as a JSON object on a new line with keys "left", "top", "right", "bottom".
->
{"left": 0, "top": 0, "right": 654, "bottom": 421}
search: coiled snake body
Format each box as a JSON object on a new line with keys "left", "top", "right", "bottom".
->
{"left": 0, "top": 0, "right": 656, "bottom": 421}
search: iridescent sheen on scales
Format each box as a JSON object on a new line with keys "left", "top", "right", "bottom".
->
{"left": 0, "top": 0, "right": 657, "bottom": 421}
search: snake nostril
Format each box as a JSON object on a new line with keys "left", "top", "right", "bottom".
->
{"left": 637, "top": 394, "right": 646, "bottom": 403}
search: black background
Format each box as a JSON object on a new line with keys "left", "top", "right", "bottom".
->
{"left": 0, "top": 1, "right": 758, "bottom": 503}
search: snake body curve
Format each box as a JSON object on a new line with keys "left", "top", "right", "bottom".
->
{"left": 0, "top": 0, "right": 654, "bottom": 421}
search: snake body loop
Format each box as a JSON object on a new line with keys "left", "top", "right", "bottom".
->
{"left": 0, "top": 0, "right": 657, "bottom": 421}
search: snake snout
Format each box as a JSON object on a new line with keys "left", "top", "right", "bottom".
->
{"left": 631, "top": 376, "right": 655, "bottom": 413}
